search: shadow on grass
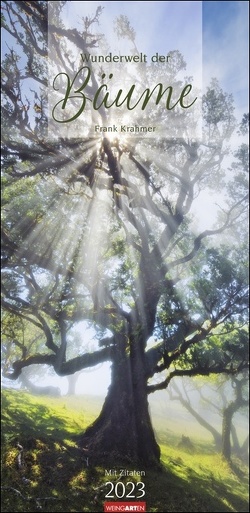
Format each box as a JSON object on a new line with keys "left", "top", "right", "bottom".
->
{"left": 1, "top": 389, "right": 249, "bottom": 513}
{"left": 1, "top": 390, "right": 71, "bottom": 442}
{"left": 144, "top": 463, "right": 249, "bottom": 513}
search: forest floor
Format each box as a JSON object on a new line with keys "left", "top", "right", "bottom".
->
{"left": 1, "top": 388, "right": 249, "bottom": 512}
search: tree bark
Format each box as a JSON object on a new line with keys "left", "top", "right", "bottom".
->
{"left": 240, "top": 434, "right": 249, "bottom": 462}
{"left": 222, "top": 406, "right": 234, "bottom": 460}
{"left": 222, "top": 378, "right": 248, "bottom": 461}
{"left": 78, "top": 333, "right": 160, "bottom": 467}
{"left": 230, "top": 422, "right": 241, "bottom": 455}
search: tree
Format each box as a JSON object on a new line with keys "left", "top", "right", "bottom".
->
{"left": 221, "top": 373, "right": 249, "bottom": 461}
{"left": 1, "top": 310, "right": 61, "bottom": 395}
{"left": 168, "top": 379, "right": 223, "bottom": 450}
{"left": 1, "top": 2, "right": 249, "bottom": 466}
{"left": 168, "top": 360, "right": 249, "bottom": 461}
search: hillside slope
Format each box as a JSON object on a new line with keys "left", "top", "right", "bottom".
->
{"left": 1, "top": 389, "right": 249, "bottom": 512}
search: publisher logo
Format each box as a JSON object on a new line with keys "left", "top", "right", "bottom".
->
{"left": 104, "top": 502, "right": 146, "bottom": 512}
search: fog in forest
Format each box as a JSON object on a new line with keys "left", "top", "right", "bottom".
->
{"left": 2, "top": 359, "right": 249, "bottom": 465}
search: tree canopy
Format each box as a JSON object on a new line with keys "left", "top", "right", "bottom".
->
{"left": 1, "top": 1, "right": 249, "bottom": 464}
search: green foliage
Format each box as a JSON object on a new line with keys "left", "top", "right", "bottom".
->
{"left": 202, "top": 78, "right": 235, "bottom": 139}
{"left": 181, "top": 325, "right": 249, "bottom": 374}
{"left": 238, "top": 113, "right": 249, "bottom": 136}
{"left": 191, "top": 247, "right": 248, "bottom": 320}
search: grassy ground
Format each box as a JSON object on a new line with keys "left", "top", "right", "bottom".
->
{"left": 1, "top": 389, "right": 249, "bottom": 512}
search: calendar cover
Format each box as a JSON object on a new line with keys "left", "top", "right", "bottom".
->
{"left": 1, "top": 2, "right": 249, "bottom": 512}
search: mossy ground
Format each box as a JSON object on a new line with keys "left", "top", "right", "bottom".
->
{"left": 1, "top": 389, "right": 249, "bottom": 512}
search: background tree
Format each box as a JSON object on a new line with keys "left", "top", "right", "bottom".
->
{"left": 168, "top": 352, "right": 249, "bottom": 462}
{"left": 1, "top": 310, "right": 61, "bottom": 395}
{"left": 1, "top": 2, "right": 249, "bottom": 465}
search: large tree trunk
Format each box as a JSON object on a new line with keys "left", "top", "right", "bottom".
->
{"left": 78, "top": 334, "right": 160, "bottom": 467}
{"left": 222, "top": 406, "right": 234, "bottom": 461}
{"left": 230, "top": 422, "right": 241, "bottom": 455}
{"left": 221, "top": 381, "right": 248, "bottom": 462}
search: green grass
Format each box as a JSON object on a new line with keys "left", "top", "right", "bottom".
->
{"left": 1, "top": 389, "right": 249, "bottom": 512}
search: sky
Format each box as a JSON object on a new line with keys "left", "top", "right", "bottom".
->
{"left": 57, "top": 0, "right": 248, "bottom": 117}
{"left": 61, "top": 0, "right": 202, "bottom": 73}
{"left": 2, "top": 1, "right": 249, "bottom": 395}
{"left": 202, "top": 0, "right": 249, "bottom": 116}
